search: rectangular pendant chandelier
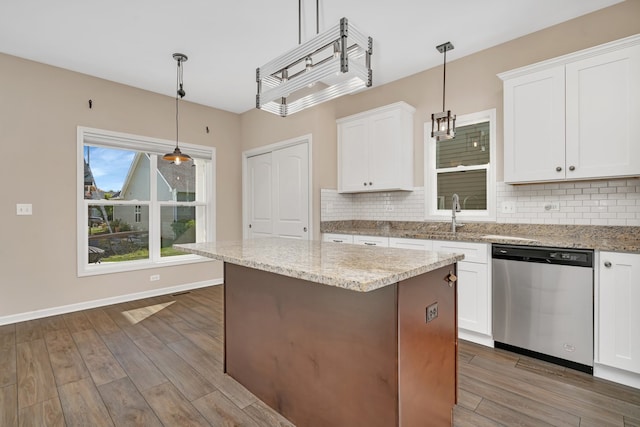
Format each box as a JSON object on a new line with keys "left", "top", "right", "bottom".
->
{"left": 256, "top": 17, "right": 372, "bottom": 117}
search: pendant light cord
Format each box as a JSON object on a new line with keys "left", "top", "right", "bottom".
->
{"left": 175, "top": 58, "right": 184, "bottom": 148}
{"left": 442, "top": 48, "right": 447, "bottom": 112}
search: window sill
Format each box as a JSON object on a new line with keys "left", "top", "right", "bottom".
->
{"left": 77, "top": 254, "right": 214, "bottom": 277}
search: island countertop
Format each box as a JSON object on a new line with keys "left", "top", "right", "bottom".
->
{"left": 175, "top": 237, "right": 464, "bottom": 292}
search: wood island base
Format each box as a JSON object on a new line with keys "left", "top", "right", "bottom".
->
{"left": 224, "top": 263, "right": 458, "bottom": 427}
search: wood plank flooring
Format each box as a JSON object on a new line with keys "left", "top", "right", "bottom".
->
{"left": 0, "top": 285, "right": 638, "bottom": 426}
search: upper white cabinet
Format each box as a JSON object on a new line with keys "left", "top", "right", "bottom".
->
{"left": 500, "top": 35, "right": 640, "bottom": 184}
{"left": 597, "top": 251, "right": 640, "bottom": 377}
{"left": 337, "top": 102, "right": 415, "bottom": 193}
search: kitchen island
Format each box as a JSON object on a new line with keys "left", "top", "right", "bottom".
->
{"left": 176, "top": 238, "right": 464, "bottom": 426}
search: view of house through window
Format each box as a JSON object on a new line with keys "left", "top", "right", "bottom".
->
{"left": 425, "top": 109, "right": 496, "bottom": 220}
{"left": 79, "top": 128, "right": 214, "bottom": 275}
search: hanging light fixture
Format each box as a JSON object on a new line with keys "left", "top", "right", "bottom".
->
{"left": 431, "top": 42, "right": 456, "bottom": 141}
{"left": 163, "top": 53, "right": 192, "bottom": 164}
{"left": 256, "top": 0, "right": 373, "bottom": 117}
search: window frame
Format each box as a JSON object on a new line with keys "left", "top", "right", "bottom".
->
{"left": 77, "top": 126, "right": 216, "bottom": 277}
{"left": 424, "top": 108, "right": 496, "bottom": 221}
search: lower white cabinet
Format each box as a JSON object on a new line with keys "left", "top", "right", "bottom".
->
{"left": 433, "top": 241, "right": 492, "bottom": 346}
{"left": 596, "top": 251, "right": 640, "bottom": 385}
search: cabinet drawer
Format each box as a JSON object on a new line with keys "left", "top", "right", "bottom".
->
{"left": 389, "top": 237, "right": 433, "bottom": 251}
{"left": 322, "top": 233, "right": 354, "bottom": 244}
{"left": 353, "top": 235, "right": 389, "bottom": 247}
{"left": 432, "top": 241, "right": 489, "bottom": 264}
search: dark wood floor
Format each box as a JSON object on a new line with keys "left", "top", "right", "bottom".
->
{"left": 1, "top": 285, "right": 639, "bottom": 426}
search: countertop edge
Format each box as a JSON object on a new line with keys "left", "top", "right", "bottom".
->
{"left": 175, "top": 240, "right": 464, "bottom": 292}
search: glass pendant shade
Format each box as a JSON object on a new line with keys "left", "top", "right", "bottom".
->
{"left": 431, "top": 110, "right": 456, "bottom": 141}
{"left": 257, "top": 17, "right": 372, "bottom": 117}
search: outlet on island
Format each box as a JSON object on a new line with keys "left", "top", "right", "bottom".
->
{"left": 426, "top": 302, "right": 438, "bottom": 323}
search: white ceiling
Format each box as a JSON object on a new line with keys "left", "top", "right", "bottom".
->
{"left": 0, "top": 0, "right": 623, "bottom": 114}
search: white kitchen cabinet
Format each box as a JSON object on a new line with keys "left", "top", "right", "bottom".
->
{"left": 389, "top": 237, "right": 433, "bottom": 251}
{"left": 337, "top": 102, "right": 415, "bottom": 193}
{"left": 596, "top": 251, "right": 640, "bottom": 383}
{"left": 433, "top": 240, "right": 492, "bottom": 346}
{"left": 352, "top": 235, "right": 389, "bottom": 247}
{"left": 500, "top": 35, "right": 640, "bottom": 184}
{"left": 322, "top": 233, "right": 354, "bottom": 244}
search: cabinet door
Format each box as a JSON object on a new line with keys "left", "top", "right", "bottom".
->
{"left": 598, "top": 252, "right": 640, "bottom": 374}
{"left": 566, "top": 45, "right": 640, "bottom": 180}
{"left": 503, "top": 67, "right": 566, "bottom": 183}
{"left": 457, "top": 261, "right": 490, "bottom": 335}
{"left": 338, "top": 118, "right": 369, "bottom": 192}
{"left": 368, "top": 109, "right": 402, "bottom": 191}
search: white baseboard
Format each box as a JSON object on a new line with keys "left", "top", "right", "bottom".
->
{"left": 0, "top": 279, "right": 223, "bottom": 326}
{"left": 594, "top": 363, "right": 640, "bottom": 390}
{"left": 459, "top": 329, "right": 494, "bottom": 348}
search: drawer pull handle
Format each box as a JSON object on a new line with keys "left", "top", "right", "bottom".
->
{"left": 604, "top": 261, "right": 612, "bottom": 268}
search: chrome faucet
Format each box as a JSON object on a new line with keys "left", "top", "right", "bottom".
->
{"left": 451, "top": 193, "right": 462, "bottom": 233}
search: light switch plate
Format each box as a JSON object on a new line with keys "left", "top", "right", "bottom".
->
{"left": 16, "top": 204, "right": 33, "bottom": 215}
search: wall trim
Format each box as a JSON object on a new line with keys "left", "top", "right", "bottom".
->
{"left": 0, "top": 279, "right": 223, "bottom": 326}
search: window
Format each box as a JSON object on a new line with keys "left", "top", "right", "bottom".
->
{"left": 425, "top": 109, "right": 496, "bottom": 220}
{"left": 78, "top": 127, "right": 215, "bottom": 276}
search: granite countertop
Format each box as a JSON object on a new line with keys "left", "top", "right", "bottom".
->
{"left": 175, "top": 237, "right": 463, "bottom": 292}
{"left": 321, "top": 221, "right": 640, "bottom": 253}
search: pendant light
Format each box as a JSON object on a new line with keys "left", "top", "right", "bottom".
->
{"left": 163, "top": 53, "right": 192, "bottom": 164}
{"left": 431, "top": 42, "right": 456, "bottom": 141}
{"left": 256, "top": 0, "right": 373, "bottom": 117}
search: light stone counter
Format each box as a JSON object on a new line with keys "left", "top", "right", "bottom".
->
{"left": 321, "top": 221, "right": 640, "bottom": 253}
{"left": 175, "top": 237, "right": 463, "bottom": 292}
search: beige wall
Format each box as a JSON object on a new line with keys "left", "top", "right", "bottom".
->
{"left": 241, "top": 0, "right": 640, "bottom": 239}
{"left": 1, "top": 54, "right": 242, "bottom": 320}
{"left": 2, "top": 1, "right": 639, "bottom": 320}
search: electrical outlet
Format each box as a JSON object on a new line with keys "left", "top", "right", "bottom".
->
{"left": 544, "top": 201, "right": 560, "bottom": 211}
{"left": 385, "top": 204, "right": 394, "bottom": 212}
{"left": 16, "top": 203, "right": 33, "bottom": 216}
{"left": 150, "top": 274, "right": 160, "bottom": 281}
{"left": 426, "top": 302, "right": 438, "bottom": 323}
{"left": 500, "top": 201, "right": 516, "bottom": 214}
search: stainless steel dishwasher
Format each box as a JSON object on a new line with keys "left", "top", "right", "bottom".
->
{"left": 492, "top": 244, "right": 594, "bottom": 373}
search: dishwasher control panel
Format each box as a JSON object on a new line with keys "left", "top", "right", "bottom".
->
{"left": 492, "top": 245, "right": 593, "bottom": 267}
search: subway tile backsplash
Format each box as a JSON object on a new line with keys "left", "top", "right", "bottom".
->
{"left": 321, "top": 178, "right": 640, "bottom": 226}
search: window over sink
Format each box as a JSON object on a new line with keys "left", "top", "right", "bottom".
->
{"left": 424, "top": 109, "right": 496, "bottom": 221}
